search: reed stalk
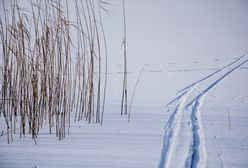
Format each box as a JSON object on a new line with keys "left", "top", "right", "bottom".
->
{"left": 0, "top": 0, "right": 120, "bottom": 143}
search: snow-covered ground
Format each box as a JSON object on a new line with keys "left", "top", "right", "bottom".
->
{"left": 1, "top": 0, "right": 248, "bottom": 167}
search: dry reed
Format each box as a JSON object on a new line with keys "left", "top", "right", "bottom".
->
{"left": 0, "top": 0, "right": 114, "bottom": 143}
{"left": 120, "top": 0, "right": 128, "bottom": 116}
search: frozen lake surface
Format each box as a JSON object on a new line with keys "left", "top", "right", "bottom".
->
{"left": 1, "top": 0, "right": 248, "bottom": 167}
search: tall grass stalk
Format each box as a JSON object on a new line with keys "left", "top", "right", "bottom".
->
{"left": 128, "top": 69, "right": 144, "bottom": 123}
{"left": 0, "top": 0, "right": 113, "bottom": 143}
{"left": 120, "top": 0, "right": 128, "bottom": 115}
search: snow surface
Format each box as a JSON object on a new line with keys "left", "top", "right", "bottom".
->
{"left": 1, "top": 0, "right": 248, "bottom": 167}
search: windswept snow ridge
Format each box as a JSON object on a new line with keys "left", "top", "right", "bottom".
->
{"left": 159, "top": 53, "right": 248, "bottom": 168}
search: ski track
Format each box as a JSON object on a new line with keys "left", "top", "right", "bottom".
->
{"left": 176, "top": 52, "right": 248, "bottom": 94}
{"left": 185, "top": 97, "right": 207, "bottom": 168}
{"left": 165, "top": 87, "right": 196, "bottom": 168}
{"left": 186, "top": 58, "right": 248, "bottom": 109}
{"left": 159, "top": 53, "right": 248, "bottom": 168}
{"left": 158, "top": 105, "right": 179, "bottom": 168}
{"left": 159, "top": 86, "right": 198, "bottom": 168}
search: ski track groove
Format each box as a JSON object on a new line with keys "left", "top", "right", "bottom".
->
{"left": 185, "top": 97, "right": 207, "bottom": 168}
{"left": 176, "top": 52, "right": 248, "bottom": 94}
{"left": 186, "top": 58, "right": 248, "bottom": 109}
{"left": 158, "top": 53, "right": 248, "bottom": 168}
{"left": 158, "top": 105, "right": 179, "bottom": 168}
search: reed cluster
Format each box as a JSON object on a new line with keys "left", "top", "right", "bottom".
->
{"left": 0, "top": 0, "right": 110, "bottom": 143}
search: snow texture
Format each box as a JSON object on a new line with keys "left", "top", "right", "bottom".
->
{"left": 1, "top": 0, "right": 248, "bottom": 167}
